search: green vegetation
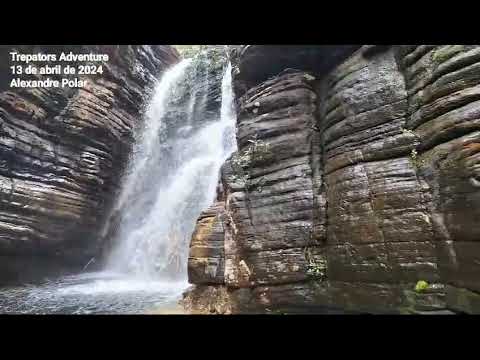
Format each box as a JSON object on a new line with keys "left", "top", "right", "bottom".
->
{"left": 410, "top": 148, "right": 418, "bottom": 161}
{"left": 228, "top": 173, "right": 250, "bottom": 185}
{"left": 232, "top": 135, "right": 271, "bottom": 169}
{"left": 307, "top": 261, "right": 327, "bottom": 280}
{"left": 415, "top": 280, "right": 429, "bottom": 292}
{"left": 402, "top": 128, "right": 415, "bottom": 136}
{"left": 304, "top": 247, "right": 327, "bottom": 281}
{"left": 432, "top": 45, "right": 465, "bottom": 64}
{"left": 174, "top": 45, "right": 228, "bottom": 65}
{"left": 229, "top": 134, "right": 271, "bottom": 192}
{"left": 174, "top": 45, "right": 208, "bottom": 58}
{"left": 401, "top": 129, "right": 425, "bottom": 168}
{"left": 303, "top": 74, "right": 316, "bottom": 81}
{"left": 409, "top": 148, "right": 426, "bottom": 168}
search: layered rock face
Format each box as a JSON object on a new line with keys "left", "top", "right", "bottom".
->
{"left": 185, "top": 45, "right": 480, "bottom": 314}
{"left": 395, "top": 45, "right": 480, "bottom": 313}
{"left": 0, "top": 45, "right": 179, "bottom": 284}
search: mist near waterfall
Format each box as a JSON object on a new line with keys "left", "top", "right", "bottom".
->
{"left": 0, "top": 51, "right": 237, "bottom": 314}
{"left": 105, "top": 57, "right": 237, "bottom": 281}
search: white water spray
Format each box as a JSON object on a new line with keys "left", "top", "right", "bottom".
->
{"left": 105, "top": 58, "right": 237, "bottom": 281}
{"left": 0, "top": 56, "right": 238, "bottom": 315}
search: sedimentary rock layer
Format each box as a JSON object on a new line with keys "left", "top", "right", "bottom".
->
{"left": 186, "top": 45, "right": 480, "bottom": 314}
{"left": 0, "top": 45, "right": 179, "bottom": 283}
{"left": 395, "top": 45, "right": 480, "bottom": 312}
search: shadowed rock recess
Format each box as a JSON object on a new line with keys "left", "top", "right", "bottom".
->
{"left": 183, "top": 45, "right": 480, "bottom": 314}
{"left": 0, "top": 45, "right": 179, "bottom": 284}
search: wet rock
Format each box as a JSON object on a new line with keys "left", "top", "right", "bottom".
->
{"left": 232, "top": 45, "right": 361, "bottom": 95}
{"left": 0, "top": 45, "right": 179, "bottom": 283}
{"left": 188, "top": 202, "right": 226, "bottom": 284}
{"left": 186, "top": 45, "right": 480, "bottom": 314}
{"left": 396, "top": 45, "right": 480, "bottom": 305}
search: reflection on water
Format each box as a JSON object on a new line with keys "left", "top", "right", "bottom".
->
{"left": 0, "top": 272, "right": 188, "bottom": 314}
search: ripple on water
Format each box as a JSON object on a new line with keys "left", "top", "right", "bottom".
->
{"left": 0, "top": 271, "right": 189, "bottom": 314}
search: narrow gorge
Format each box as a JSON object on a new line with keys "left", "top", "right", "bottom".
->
{"left": 0, "top": 45, "right": 479, "bottom": 314}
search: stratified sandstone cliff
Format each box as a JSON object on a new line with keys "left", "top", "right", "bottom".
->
{"left": 0, "top": 45, "right": 179, "bottom": 284}
{"left": 184, "top": 45, "right": 480, "bottom": 314}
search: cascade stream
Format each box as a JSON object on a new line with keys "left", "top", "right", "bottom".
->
{"left": 0, "top": 50, "right": 237, "bottom": 314}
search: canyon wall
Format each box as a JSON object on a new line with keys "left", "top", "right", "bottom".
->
{"left": 184, "top": 45, "right": 480, "bottom": 314}
{"left": 0, "top": 45, "right": 179, "bottom": 284}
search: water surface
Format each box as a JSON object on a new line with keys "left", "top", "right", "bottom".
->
{"left": 0, "top": 272, "right": 188, "bottom": 314}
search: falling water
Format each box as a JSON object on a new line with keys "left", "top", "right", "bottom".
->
{"left": 0, "top": 53, "right": 238, "bottom": 314}
{"left": 105, "top": 57, "right": 237, "bottom": 280}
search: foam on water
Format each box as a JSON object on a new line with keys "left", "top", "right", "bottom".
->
{"left": 0, "top": 54, "right": 237, "bottom": 314}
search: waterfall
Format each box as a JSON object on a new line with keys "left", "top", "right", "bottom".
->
{"left": 0, "top": 53, "right": 238, "bottom": 315}
{"left": 104, "top": 56, "right": 237, "bottom": 281}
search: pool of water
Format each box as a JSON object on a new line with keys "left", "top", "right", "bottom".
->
{"left": 0, "top": 271, "right": 188, "bottom": 314}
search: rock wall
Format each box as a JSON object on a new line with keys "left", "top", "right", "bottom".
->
{"left": 395, "top": 45, "right": 480, "bottom": 313}
{"left": 184, "top": 45, "right": 480, "bottom": 314}
{"left": 0, "top": 45, "right": 179, "bottom": 284}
